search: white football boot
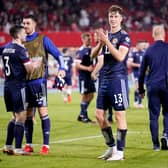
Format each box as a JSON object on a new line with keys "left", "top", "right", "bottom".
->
{"left": 98, "top": 146, "right": 117, "bottom": 160}
{"left": 107, "top": 150, "right": 124, "bottom": 161}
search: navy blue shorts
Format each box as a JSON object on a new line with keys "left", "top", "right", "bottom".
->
{"left": 27, "top": 78, "right": 47, "bottom": 108}
{"left": 4, "top": 81, "right": 27, "bottom": 113}
{"left": 79, "top": 78, "right": 96, "bottom": 94}
{"left": 133, "top": 71, "right": 139, "bottom": 81}
{"left": 64, "top": 75, "right": 72, "bottom": 86}
{"left": 96, "top": 78, "right": 129, "bottom": 111}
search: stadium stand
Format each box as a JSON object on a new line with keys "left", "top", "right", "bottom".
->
{"left": 0, "top": 0, "right": 168, "bottom": 94}
{"left": 0, "top": 0, "right": 167, "bottom": 33}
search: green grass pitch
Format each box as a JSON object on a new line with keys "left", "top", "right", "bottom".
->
{"left": 0, "top": 90, "right": 168, "bottom": 168}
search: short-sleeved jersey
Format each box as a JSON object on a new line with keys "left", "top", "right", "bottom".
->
{"left": 101, "top": 29, "right": 131, "bottom": 79}
{"left": 63, "top": 55, "right": 73, "bottom": 76}
{"left": 76, "top": 46, "right": 93, "bottom": 79}
{"left": 2, "top": 43, "right": 30, "bottom": 82}
{"left": 139, "top": 40, "right": 168, "bottom": 90}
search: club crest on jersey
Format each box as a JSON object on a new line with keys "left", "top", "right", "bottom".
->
{"left": 112, "top": 38, "right": 118, "bottom": 45}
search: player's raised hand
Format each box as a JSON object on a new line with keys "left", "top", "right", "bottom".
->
{"left": 94, "top": 29, "right": 101, "bottom": 43}
{"left": 97, "top": 28, "right": 108, "bottom": 43}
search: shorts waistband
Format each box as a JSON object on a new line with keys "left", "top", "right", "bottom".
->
{"left": 27, "top": 78, "right": 46, "bottom": 84}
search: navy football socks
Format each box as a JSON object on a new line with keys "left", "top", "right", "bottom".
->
{"left": 80, "top": 102, "right": 88, "bottom": 117}
{"left": 25, "top": 116, "right": 33, "bottom": 144}
{"left": 5, "top": 119, "right": 15, "bottom": 145}
{"left": 101, "top": 127, "right": 115, "bottom": 147}
{"left": 41, "top": 115, "right": 50, "bottom": 145}
{"left": 117, "top": 129, "right": 127, "bottom": 151}
{"left": 14, "top": 122, "right": 24, "bottom": 148}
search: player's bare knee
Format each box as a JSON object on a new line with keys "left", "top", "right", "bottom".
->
{"left": 115, "top": 111, "right": 125, "bottom": 122}
{"left": 96, "top": 109, "right": 105, "bottom": 123}
{"left": 27, "top": 107, "right": 34, "bottom": 117}
{"left": 38, "top": 107, "right": 48, "bottom": 117}
{"left": 15, "top": 111, "right": 27, "bottom": 122}
{"left": 89, "top": 94, "right": 94, "bottom": 101}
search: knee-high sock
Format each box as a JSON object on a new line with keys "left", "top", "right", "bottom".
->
{"left": 25, "top": 116, "right": 33, "bottom": 144}
{"left": 138, "top": 94, "right": 142, "bottom": 104}
{"left": 85, "top": 101, "right": 91, "bottom": 118}
{"left": 5, "top": 119, "right": 15, "bottom": 146}
{"left": 134, "top": 91, "right": 139, "bottom": 102}
{"left": 80, "top": 102, "right": 88, "bottom": 117}
{"left": 101, "top": 127, "right": 115, "bottom": 147}
{"left": 117, "top": 129, "right": 127, "bottom": 151}
{"left": 14, "top": 122, "right": 24, "bottom": 149}
{"left": 41, "top": 115, "right": 50, "bottom": 145}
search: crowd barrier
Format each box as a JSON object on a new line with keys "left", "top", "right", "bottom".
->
{"left": 1, "top": 31, "right": 168, "bottom": 47}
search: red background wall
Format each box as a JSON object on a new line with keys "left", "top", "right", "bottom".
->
{"left": 0, "top": 31, "right": 168, "bottom": 47}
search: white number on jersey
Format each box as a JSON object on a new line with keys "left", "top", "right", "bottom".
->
{"left": 105, "top": 45, "right": 110, "bottom": 54}
{"left": 114, "top": 93, "right": 123, "bottom": 104}
{"left": 4, "top": 56, "right": 11, "bottom": 76}
{"left": 64, "top": 60, "right": 69, "bottom": 70}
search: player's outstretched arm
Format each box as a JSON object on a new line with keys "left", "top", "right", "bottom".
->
{"left": 44, "top": 36, "right": 65, "bottom": 70}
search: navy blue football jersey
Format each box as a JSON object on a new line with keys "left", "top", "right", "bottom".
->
{"left": 101, "top": 30, "right": 131, "bottom": 79}
{"left": 63, "top": 55, "right": 73, "bottom": 76}
{"left": 2, "top": 43, "right": 30, "bottom": 82}
{"left": 132, "top": 50, "right": 144, "bottom": 73}
{"left": 76, "top": 46, "right": 93, "bottom": 79}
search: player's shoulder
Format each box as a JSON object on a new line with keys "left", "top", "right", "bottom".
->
{"left": 3, "top": 43, "right": 24, "bottom": 54}
{"left": 146, "top": 43, "right": 156, "bottom": 52}
{"left": 79, "top": 46, "right": 84, "bottom": 51}
{"left": 120, "top": 30, "right": 130, "bottom": 39}
{"left": 120, "top": 29, "right": 129, "bottom": 35}
{"left": 77, "top": 46, "right": 86, "bottom": 55}
{"left": 3, "top": 42, "right": 13, "bottom": 49}
{"left": 120, "top": 29, "right": 130, "bottom": 41}
{"left": 148, "top": 41, "right": 168, "bottom": 53}
{"left": 15, "top": 43, "right": 26, "bottom": 53}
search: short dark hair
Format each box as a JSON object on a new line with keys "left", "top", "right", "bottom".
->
{"left": 9, "top": 25, "right": 24, "bottom": 39}
{"left": 62, "top": 48, "right": 68, "bottom": 54}
{"left": 81, "top": 32, "right": 91, "bottom": 40}
{"left": 108, "top": 5, "right": 123, "bottom": 16}
{"left": 23, "top": 14, "right": 37, "bottom": 22}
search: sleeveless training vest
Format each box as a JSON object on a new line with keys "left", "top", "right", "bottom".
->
{"left": 24, "top": 34, "right": 46, "bottom": 80}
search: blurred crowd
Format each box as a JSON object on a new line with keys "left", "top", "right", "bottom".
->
{"left": 0, "top": 0, "right": 168, "bottom": 33}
